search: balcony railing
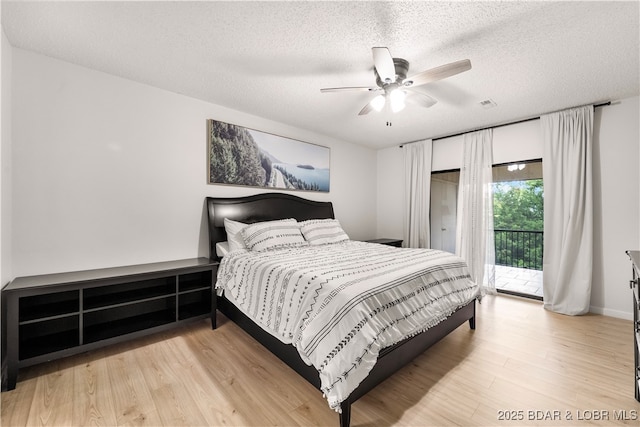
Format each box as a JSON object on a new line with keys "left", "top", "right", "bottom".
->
{"left": 494, "top": 229, "right": 543, "bottom": 271}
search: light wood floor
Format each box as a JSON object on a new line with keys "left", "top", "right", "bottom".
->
{"left": 1, "top": 295, "right": 638, "bottom": 426}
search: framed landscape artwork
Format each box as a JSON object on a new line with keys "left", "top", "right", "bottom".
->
{"left": 207, "top": 119, "right": 330, "bottom": 192}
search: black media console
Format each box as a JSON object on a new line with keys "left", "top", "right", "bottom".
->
{"left": 1, "top": 257, "right": 217, "bottom": 391}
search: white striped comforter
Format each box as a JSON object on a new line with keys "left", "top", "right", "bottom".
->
{"left": 216, "top": 241, "right": 479, "bottom": 411}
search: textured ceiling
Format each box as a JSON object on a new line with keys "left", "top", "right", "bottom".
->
{"left": 2, "top": 1, "right": 639, "bottom": 149}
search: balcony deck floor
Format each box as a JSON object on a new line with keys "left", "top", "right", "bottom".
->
{"left": 495, "top": 265, "right": 543, "bottom": 298}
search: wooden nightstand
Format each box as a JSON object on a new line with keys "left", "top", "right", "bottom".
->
{"left": 365, "top": 238, "right": 403, "bottom": 247}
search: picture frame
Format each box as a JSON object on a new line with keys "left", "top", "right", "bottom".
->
{"left": 207, "top": 119, "right": 330, "bottom": 192}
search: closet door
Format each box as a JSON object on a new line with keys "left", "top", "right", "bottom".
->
{"left": 430, "top": 178, "right": 457, "bottom": 253}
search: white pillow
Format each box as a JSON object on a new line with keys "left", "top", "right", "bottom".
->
{"left": 215, "top": 241, "right": 230, "bottom": 257}
{"left": 299, "top": 219, "right": 350, "bottom": 245}
{"left": 241, "top": 218, "right": 307, "bottom": 252}
{"left": 224, "top": 218, "right": 248, "bottom": 252}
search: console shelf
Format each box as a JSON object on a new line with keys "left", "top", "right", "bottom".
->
{"left": 2, "top": 257, "right": 217, "bottom": 391}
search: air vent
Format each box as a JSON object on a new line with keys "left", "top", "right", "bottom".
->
{"left": 480, "top": 99, "right": 497, "bottom": 109}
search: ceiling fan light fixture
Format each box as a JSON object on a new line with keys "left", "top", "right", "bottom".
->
{"left": 320, "top": 47, "right": 472, "bottom": 116}
{"left": 370, "top": 94, "right": 386, "bottom": 112}
{"left": 390, "top": 89, "right": 406, "bottom": 113}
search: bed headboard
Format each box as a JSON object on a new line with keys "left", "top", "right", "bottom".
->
{"left": 206, "top": 192, "right": 335, "bottom": 260}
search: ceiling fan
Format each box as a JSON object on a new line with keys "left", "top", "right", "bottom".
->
{"left": 320, "top": 47, "right": 471, "bottom": 115}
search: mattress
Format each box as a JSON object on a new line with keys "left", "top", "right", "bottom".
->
{"left": 216, "top": 240, "right": 479, "bottom": 410}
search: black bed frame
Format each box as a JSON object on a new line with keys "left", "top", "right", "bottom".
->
{"left": 206, "top": 193, "right": 475, "bottom": 427}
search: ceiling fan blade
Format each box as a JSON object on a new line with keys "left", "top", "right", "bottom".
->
{"left": 405, "top": 59, "right": 472, "bottom": 87}
{"left": 320, "top": 86, "right": 378, "bottom": 93}
{"left": 358, "top": 101, "right": 375, "bottom": 115}
{"left": 372, "top": 47, "right": 396, "bottom": 83}
{"left": 405, "top": 91, "right": 438, "bottom": 109}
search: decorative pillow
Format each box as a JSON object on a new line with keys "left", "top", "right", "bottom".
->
{"left": 241, "top": 218, "right": 307, "bottom": 252}
{"left": 299, "top": 219, "right": 350, "bottom": 245}
{"left": 224, "top": 218, "right": 248, "bottom": 252}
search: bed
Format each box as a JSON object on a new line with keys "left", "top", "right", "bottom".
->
{"left": 206, "top": 192, "right": 477, "bottom": 427}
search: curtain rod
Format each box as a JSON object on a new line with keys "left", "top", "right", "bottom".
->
{"left": 399, "top": 101, "right": 612, "bottom": 148}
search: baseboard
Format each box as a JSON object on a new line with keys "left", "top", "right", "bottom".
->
{"left": 589, "top": 305, "right": 633, "bottom": 320}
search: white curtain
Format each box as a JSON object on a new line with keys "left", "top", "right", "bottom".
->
{"left": 455, "top": 129, "right": 496, "bottom": 295}
{"left": 541, "top": 105, "right": 594, "bottom": 315}
{"left": 403, "top": 139, "right": 433, "bottom": 248}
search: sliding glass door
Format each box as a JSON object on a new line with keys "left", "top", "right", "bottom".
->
{"left": 430, "top": 160, "right": 544, "bottom": 300}
{"left": 492, "top": 160, "right": 543, "bottom": 299}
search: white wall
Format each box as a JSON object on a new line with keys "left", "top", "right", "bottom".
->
{"left": 11, "top": 48, "right": 377, "bottom": 277}
{"left": 377, "top": 98, "right": 640, "bottom": 319}
{"left": 376, "top": 144, "right": 404, "bottom": 240}
{"left": 430, "top": 119, "right": 544, "bottom": 171}
{"left": 1, "top": 26, "right": 12, "bottom": 288}
{"left": 591, "top": 97, "right": 640, "bottom": 319}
